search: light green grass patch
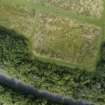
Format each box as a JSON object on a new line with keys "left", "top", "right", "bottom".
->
{"left": 0, "top": 2, "right": 34, "bottom": 38}
{"left": 32, "top": 12, "right": 102, "bottom": 71}
{"left": 43, "top": 0, "right": 104, "bottom": 19}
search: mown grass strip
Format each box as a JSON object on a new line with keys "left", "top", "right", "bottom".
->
{"left": 0, "top": 0, "right": 103, "bottom": 27}
{"left": 42, "top": 0, "right": 104, "bottom": 19}
{"left": 31, "top": 3, "right": 102, "bottom": 26}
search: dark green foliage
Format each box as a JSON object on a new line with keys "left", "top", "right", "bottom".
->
{"left": 0, "top": 26, "right": 30, "bottom": 67}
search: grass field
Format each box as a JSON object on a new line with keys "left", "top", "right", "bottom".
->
{"left": 0, "top": 0, "right": 103, "bottom": 71}
{"left": 0, "top": 0, "right": 105, "bottom": 105}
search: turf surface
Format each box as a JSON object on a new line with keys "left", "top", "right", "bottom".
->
{"left": 32, "top": 12, "right": 102, "bottom": 71}
{"left": 43, "top": 0, "right": 104, "bottom": 19}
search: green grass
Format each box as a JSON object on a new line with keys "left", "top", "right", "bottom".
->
{"left": 0, "top": 0, "right": 105, "bottom": 105}
{"left": 0, "top": 1, "right": 34, "bottom": 38}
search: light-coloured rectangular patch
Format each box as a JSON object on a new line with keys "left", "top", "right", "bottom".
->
{"left": 32, "top": 12, "right": 102, "bottom": 71}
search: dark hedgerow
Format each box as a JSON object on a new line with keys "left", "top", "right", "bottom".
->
{"left": 0, "top": 26, "right": 31, "bottom": 67}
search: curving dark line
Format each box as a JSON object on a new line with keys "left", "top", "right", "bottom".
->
{"left": 0, "top": 74, "right": 93, "bottom": 105}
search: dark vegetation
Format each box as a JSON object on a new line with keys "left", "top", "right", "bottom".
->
{"left": 0, "top": 26, "right": 30, "bottom": 67}
{"left": 0, "top": 26, "right": 105, "bottom": 105}
{"left": 0, "top": 75, "right": 91, "bottom": 105}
